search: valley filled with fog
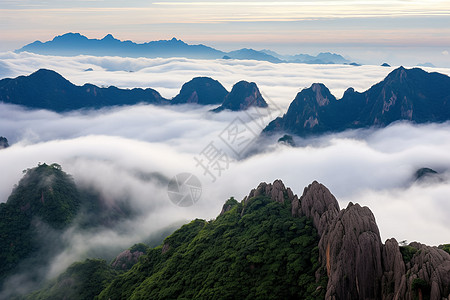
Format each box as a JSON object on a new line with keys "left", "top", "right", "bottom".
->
{"left": 1, "top": 53, "right": 450, "bottom": 285}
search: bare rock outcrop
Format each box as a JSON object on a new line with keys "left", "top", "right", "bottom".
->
{"left": 243, "top": 180, "right": 450, "bottom": 299}
{"left": 381, "top": 238, "right": 407, "bottom": 300}
{"left": 402, "top": 242, "right": 450, "bottom": 300}
{"left": 320, "top": 202, "right": 384, "bottom": 299}
{"left": 243, "top": 179, "right": 296, "bottom": 205}
{"left": 292, "top": 180, "right": 339, "bottom": 235}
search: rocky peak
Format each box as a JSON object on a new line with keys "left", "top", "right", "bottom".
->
{"left": 102, "top": 34, "right": 117, "bottom": 41}
{"left": 320, "top": 202, "right": 384, "bottom": 299}
{"left": 243, "top": 179, "right": 296, "bottom": 204}
{"left": 402, "top": 242, "right": 450, "bottom": 299}
{"left": 212, "top": 80, "right": 268, "bottom": 112}
{"left": 311, "top": 83, "right": 333, "bottom": 106}
{"left": 291, "top": 181, "right": 339, "bottom": 236}
{"left": 171, "top": 77, "right": 228, "bottom": 105}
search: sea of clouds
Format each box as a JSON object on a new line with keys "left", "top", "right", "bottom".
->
{"left": 0, "top": 52, "right": 450, "bottom": 295}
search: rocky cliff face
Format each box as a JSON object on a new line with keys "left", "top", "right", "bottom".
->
{"left": 254, "top": 180, "right": 450, "bottom": 299}
{"left": 212, "top": 80, "right": 268, "bottom": 112}
{"left": 263, "top": 67, "right": 450, "bottom": 136}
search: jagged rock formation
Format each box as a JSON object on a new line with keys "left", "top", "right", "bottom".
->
{"left": 264, "top": 67, "right": 450, "bottom": 136}
{"left": 251, "top": 180, "right": 450, "bottom": 299}
{"left": 243, "top": 179, "right": 296, "bottom": 204}
{"left": 0, "top": 69, "right": 167, "bottom": 111}
{"left": 212, "top": 80, "right": 268, "bottom": 112}
{"left": 290, "top": 180, "right": 450, "bottom": 300}
{"left": 171, "top": 77, "right": 228, "bottom": 105}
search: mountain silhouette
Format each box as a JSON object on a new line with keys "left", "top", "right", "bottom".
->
{"left": 0, "top": 69, "right": 167, "bottom": 111}
{"left": 212, "top": 81, "right": 268, "bottom": 112}
{"left": 264, "top": 67, "right": 450, "bottom": 136}
{"left": 17, "top": 33, "right": 351, "bottom": 64}
{"left": 171, "top": 77, "right": 228, "bottom": 105}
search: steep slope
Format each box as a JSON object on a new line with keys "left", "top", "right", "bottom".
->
{"left": 0, "top": 163, "right": 80, "bottom": 286}
{"left": 171, "top": 77, "right": 228, "bottom": 105}
{"left": 0, "top": 163, "right": 134, "bottom": 298}
{"left": 293, "top": 181, "right": 450, "bottom": 300}
{"left": 98, "top": 181, "right": 325, "bottom": 300}
{"left": 0, "top": 69, "right": 167, "bottom": 111}
{"left": 264, "top": 67, "right": 450, "bottom": 136}
{"left": 21, "top": 179, "right": 450, "bottom": 299}
{"left": 212, "top": 80, "right": 268, "bottom": 112}
{"left": 26, "top": 259, "right": 118, "bottom": 300}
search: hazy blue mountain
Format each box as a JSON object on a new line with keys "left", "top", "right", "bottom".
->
{"left": 171, "top": 77, "right": 228, "bottom": 105}
{"left": 212, "top": 80, "right": 268, "bottom": 112}
{"left": 17, "top": 33, "right": 225, "bottom": 59}
{"left": 0, "top": 69, "right": 168, "bottom": 111}
{"left": 226, "top": 48, "right": 283, "bottom": 63}
{"left": 17, "top": 33, "right": 351, "bottom": 64}
{"left": 260, "top": 49, "right": 351, "bottom": 64}
{"left": 264, "top": 67, "right": 450, "bottom": 136}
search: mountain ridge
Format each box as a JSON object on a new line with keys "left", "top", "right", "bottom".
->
{"left": 1, "top": 164, "right": 449, "bottom": 299}
{"left": 0, "top": 69, "right": 269, "bottom": 112}
{"left": 264, "top": 66, "right": 450, "bottom": 136}
{"left": 0, "top": 69, "right": 168, "bottom": 111}
{"left": 16, "top": 32, "right": 351, "bottom": 65}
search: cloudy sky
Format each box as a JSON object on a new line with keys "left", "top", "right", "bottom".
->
{"left": 1, "top": 0, "right": 450, "bottom": 66}
{"left": 1, "top": 2, "right": 450, "bottom": 293}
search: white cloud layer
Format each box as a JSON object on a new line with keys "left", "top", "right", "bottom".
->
{"left": 0, "top": 54, "right": 450, "bottom": 290}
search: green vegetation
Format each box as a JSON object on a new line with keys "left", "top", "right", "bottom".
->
{"left": 412, "top": 278, "right": 431, "bottom": 300}
{"left": 26, "top": 259, "right": 118, "bottom": 300}
{"left": 439, "top": 244, "right": 450, "bottom": 255}
{"left": 399, "top": 245, "right": 418, "bottom": 264}
{"left": 98, "top": 195, "right": 326, "bottom": 299}
{"left": 0, "top": 163, "right": 80, "bottom": 284}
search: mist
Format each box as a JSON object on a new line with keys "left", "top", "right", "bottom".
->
{"left": 1, "top": 54, "right": 450, "bottom": 296}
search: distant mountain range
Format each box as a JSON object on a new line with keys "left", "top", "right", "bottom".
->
{"left": 16, "top": 33, "right": 352, "bottom": 65}
{"left": 0, "top": 69, "right": 266, "bottom": 112}
{"left": 264, "top": 67, "right": 450, "bottom": 136}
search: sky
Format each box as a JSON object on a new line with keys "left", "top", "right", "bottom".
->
{"left": 1, "top": 2, "right": 450, "bottom": 295}
{"left": 1, "top": 0, "right": 450, "bottom": 66}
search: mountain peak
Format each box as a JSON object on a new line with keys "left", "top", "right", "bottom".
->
{"left": 264, "top": 67, "right": 450, "bottom": 136}
{"left": 25, "top": 69, "right": 71, "bottom": 85}
{"left": 171, "top": 76, "right": 228, "bottom": 105}
{"left": 52, "top": 32, "right": 87, "bottom": 41}
{"left": 212, "top": 80, "right": 268, "bottom": 112}
{"left": 102, "top": 33, "right": 116, "bottom": 40}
